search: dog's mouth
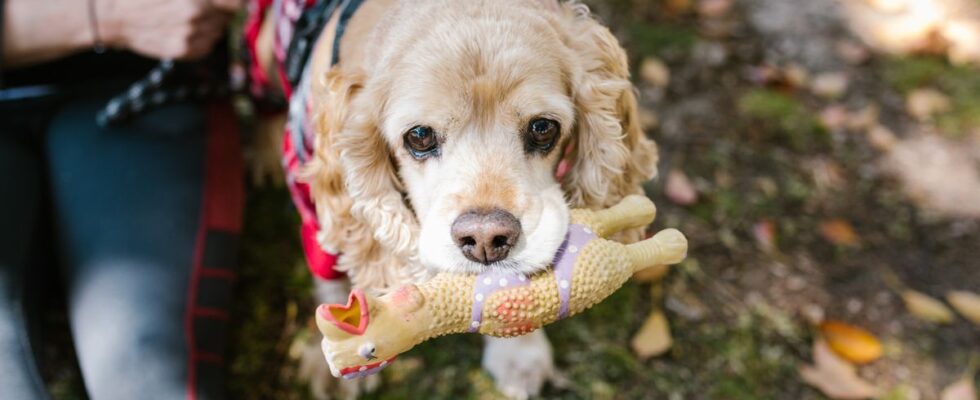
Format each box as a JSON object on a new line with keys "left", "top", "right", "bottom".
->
{"left": 339, "top": 356, "right": 397, "bottom": 380}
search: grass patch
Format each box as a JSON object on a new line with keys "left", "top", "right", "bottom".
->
{"left": 737, "top": 89, "right": 826, "bottom": 152}
{"left": 882, "top": 56, "right": 980, "bottom": 137}
{"left": 626, "top": 22, "right": 698, "bottom": 59}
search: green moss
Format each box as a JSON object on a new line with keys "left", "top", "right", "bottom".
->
{"left": 737, "top": 89, "right": 827, "bottom": 152}
{"left": 626, "top": 23, "right": 698, "bottom": 58}
{"left": 883, "top": 56, "right": 980, "bottom": 137}
{"left": 882, "top": 56, "right": 948, "bottom": 93}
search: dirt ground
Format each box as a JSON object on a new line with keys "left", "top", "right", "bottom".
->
{"left": 230, "top": 0, "right": 980, "bottom": 399}
{"left": 41, "top": 0, "right": 980, "bottom": 399}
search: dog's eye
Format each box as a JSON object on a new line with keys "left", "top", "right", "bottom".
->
{"left": 404, "top": 125, "right": 439, "bottom": 159}
{"left": 525, "top": 118, "right": 560, "bottom": 153}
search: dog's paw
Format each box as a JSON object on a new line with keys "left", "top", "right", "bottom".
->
{"left": 482, "top": 330, "right": 557, "bottom": 400}
{"left": 294, "top": 335, "right": 380, "bottom": 400}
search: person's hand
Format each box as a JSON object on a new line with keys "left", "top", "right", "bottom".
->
{"left": 98, "top": 0, "right": 244, "bottom": 60}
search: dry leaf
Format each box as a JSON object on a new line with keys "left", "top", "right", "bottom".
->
{"left": 837, "top": 40, "right": 872, "bottom": 64}
{"left": 821, "top": 105, "right": 851, "bottom": 130}
{"left": 947, "top": 290, "right": 980, "bottom": 325}
{"left": 811, "top": 72, "right": 849, "bottom": 99}
{"left": 664, "top": 0, "right": 693, "bottom": 15}
{"left": 800, "top": 339, "right": 882, "bottom": 399}
{"left": 847, "top": 105, "right": 880, "bottom": 132}
{"left": 631, "top": 310, "right": 672, "bottom": 358}
{"left": 885, "top": 135, "right": 980, "bottom": 218}
{"left": 902, "top": 290, "right": 955, "bottom": 324}
{"left": 820, "top": 219, "right": 861, "bottom": 247}
{"left": 867, "top": 124, "right": 897, "bottom": 152}
{"left": 784, "top": 64, "right": 810, "bottom": 88}
{"left": 819, "top": 320, "right": 883, "bottom": 364}
{"left": 942, "top": 377, "right": 978, "bottom": 400}
{"left": 906, "top": 88, "right": 952, "bottom": 121}
{"left": 752, "top": 220, "right": 777, "bottom": 253}
{"left": 697, "top": 0, "right": 732, "bottom": 18}
{"left": 666, "top": 170, "right": 698, "bottom": 205}
{"left": 640, "top": 57, "right": 671, "bottom": 88}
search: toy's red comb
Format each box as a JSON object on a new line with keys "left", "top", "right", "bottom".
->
{"left": 317, "top": 289, "right": 370, "bottom": 335}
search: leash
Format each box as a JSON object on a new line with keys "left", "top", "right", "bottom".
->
{"left": 96, "top": 45, "right": 232, "bottom": 127}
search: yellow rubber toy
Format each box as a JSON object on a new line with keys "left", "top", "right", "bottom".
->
{"left": 316, "top": 195, "right": 687, "bottom": 379}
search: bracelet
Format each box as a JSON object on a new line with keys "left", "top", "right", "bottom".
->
{"left": 87, "top": 0, "right": 106, "bottom": 53}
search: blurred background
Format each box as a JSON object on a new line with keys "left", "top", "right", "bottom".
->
{"left": 39, "top": 0, "right": 980, "bottom": 398}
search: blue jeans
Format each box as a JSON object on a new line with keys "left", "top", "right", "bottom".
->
{"left": 0, "top": 81, "right": 242, "bottom": 400}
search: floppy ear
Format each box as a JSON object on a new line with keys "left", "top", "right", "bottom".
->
{"left": 560, "top": 7, "right": 659, "bottom": 209}
{"left": 304, "top": 68, "right": 420, "bottom": 270}
{"left": 336, "top": 77, "right": 420, "bottom": 263}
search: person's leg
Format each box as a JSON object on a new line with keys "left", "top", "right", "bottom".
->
{"left": 46, "top": 89, "right": 243, "bottom": 400}
{"left": 0, "top": 102, "right": 51, "bottom": 400}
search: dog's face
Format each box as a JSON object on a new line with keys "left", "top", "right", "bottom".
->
{"left": 381, "top": 17, "right": 574, "bottom": 275}
{"left": 316, "top": 0, "right": 659, "bottom": 287}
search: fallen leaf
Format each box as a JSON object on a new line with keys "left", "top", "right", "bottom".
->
{"left": 867, "top": 125, "right": 897, "bottom": 151}
{"left": 811, "top": 72, "right": 849, "bottom": 99}
{"left": 664, "top": 0, "right": 693, "bottom": 15}
{"left": 746, "top": 64, "right": 780, "bottom": 86}
{"left": 819, "top": 320, "right": 883, "bottom": 364}
{"left": 800, "top": 339, "right": 882, "bottom": 399}
{"left": 820, "top": 219, "right": 861, "bottom": 247}
{"left": 902, "top": 290, "right": 955, "bottom": 324}
{"left": 946, "top": 290, "right": 980, "bottom": 325}
{"left": 666, "top": 170, "right": 698, "bottom": 205}
{"left": 820, "top": 105, "right": 851, "bottom": 130}
{"left": 697, "top": 0, "right": 732, "bottom": 18}
{"left": 847, "top": 104, "right": 880, "bottom": 132}
{"left": 837, "top": 40, "right": 872, "bottom": 64}
{"left": 941, "top": 377, "right": 978, "bottom": 400}
{"left": 906, "top": 88, "right": 952, "bottom": 121}
{"left": 752, "top": 220, "right": 777, "bottom": 253}
{"left": 784, "top": 64, "right": 810, "bottom": 88}
{"left": 885, "top": 135, "right": 980, "bottom": 218}
{"left": 640, "top": 57, "right": 671, "bottom": 88}
{"left": 631, "top": 309, "right": 672, "bottom": 358}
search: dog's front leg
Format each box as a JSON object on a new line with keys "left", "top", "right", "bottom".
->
{"left": 296, "top": 279, "right": 380, "bottom": 400}
{"left": 483, "top": 330, "right": 558, "bottom": 400}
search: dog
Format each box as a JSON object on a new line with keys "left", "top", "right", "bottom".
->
{"left": 245, "top": 0, "right": 658, "bottom": 398}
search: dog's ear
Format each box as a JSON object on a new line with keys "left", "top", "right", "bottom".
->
{"left": 560, "top": 8, "right": 659, "bottom": 209}
{"left": 306, "top": 68, "right": 419, "bottom": 268}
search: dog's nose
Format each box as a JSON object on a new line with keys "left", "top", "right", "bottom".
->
{"left": 451, "top": 209, "right": 521, "bottom": 265}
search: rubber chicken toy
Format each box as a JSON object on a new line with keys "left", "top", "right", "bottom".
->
{"left": 316, "top": 195, "right": 687, "bottom": 379}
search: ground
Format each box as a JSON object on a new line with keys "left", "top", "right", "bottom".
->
{"left": 232, "top": 0, "right": 980, "bottom": 399}
{"left": 43, "top": 0, "right": 980, "bottom": 399}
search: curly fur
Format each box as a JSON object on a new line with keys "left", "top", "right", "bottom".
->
{"left": 304, "top": 0, "right": 658, "bottom": 293}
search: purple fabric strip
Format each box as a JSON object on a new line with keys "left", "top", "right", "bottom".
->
{"left": 468, "top": 269, "right": 531, "bottom": 332}
{"left": 552, "top": 224, "right": 596, "bottom": 319}
{"left": 466, "top": 224, "right": 597, "bottom": 332}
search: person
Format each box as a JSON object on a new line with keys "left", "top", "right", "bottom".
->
{"left": 1, "top": 0, "right": 244, "bottom": 399}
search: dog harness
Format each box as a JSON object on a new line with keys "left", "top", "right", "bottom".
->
{"left": 244, "top": 0, "right": 364, "bottom": 280}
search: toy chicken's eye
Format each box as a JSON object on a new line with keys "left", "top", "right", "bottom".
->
{"left": 358, "top": 343, "right": 377, "bottom": 360}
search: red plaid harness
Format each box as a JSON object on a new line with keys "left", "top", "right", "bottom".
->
{"left": 243, "top": 0, "right": 363, "bottom": 281}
